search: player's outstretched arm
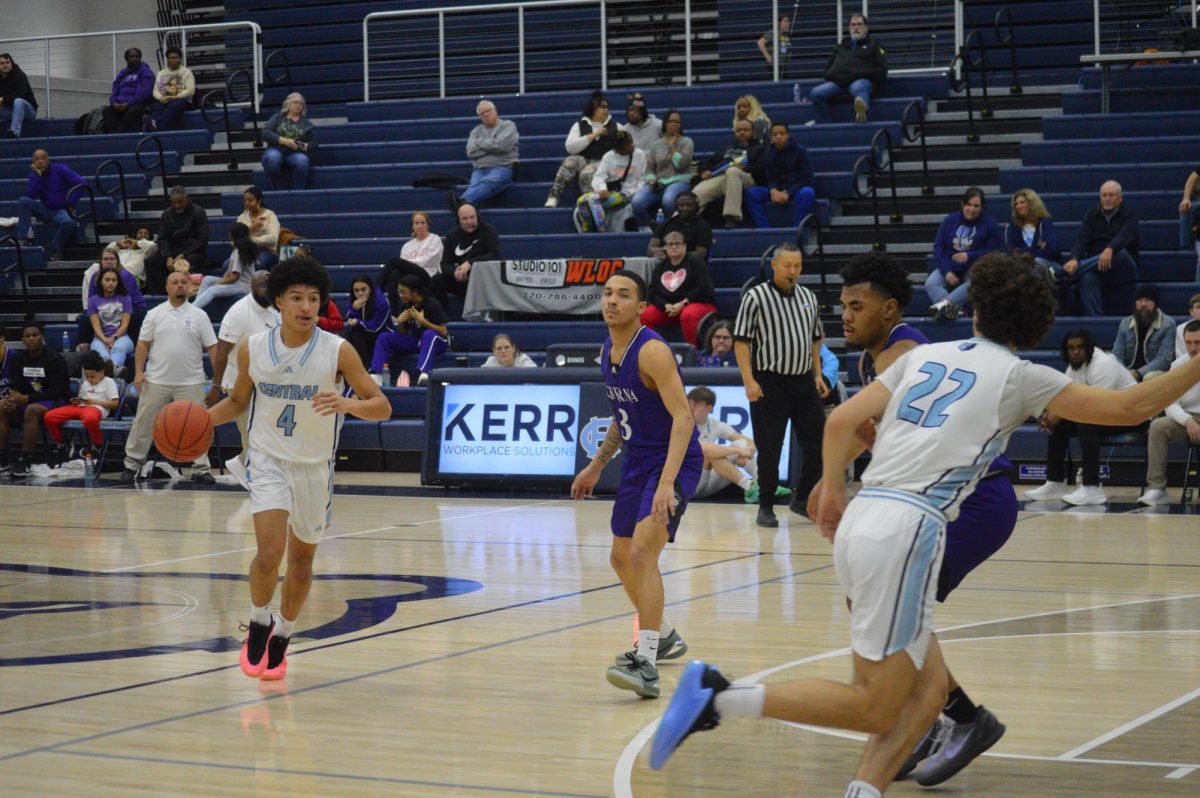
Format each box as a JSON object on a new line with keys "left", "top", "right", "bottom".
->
{"left": 208, "top": 340, "right": 253, "bottom": 427}
{"left": 313, "top": 341, "right": 391, "bottom": 420}
{"left": 812, "top": 379, "right": 893, "bottom": 541}
{"left": 642, "top": 340, "right": 697, "bottom": 523}
{"left": 1046, "top": 352, "right": 1200, "bottom": 426}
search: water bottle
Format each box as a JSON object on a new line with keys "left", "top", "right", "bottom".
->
{"left": 61, "top": 331, "right": 70, "bottom": 352}
{"left": 83, "top": 451, "right": 95, "bottom": 482}
{"left": 380, "top": 364, "right": 391, "bottom": 388}
{"left": 655, "top": 208, "right": 665, "bottom": 228}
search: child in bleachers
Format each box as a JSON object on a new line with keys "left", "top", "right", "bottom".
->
{"left": 574, "top": 131, "right": 645, "bottom": 233}
{"left": 105, "top": 227, "right": 156, "bottom": 287}
{"left": 87, "top": 264, "right": 134, "bottom": 374}
{"left": 483, "top": 333, "right": 537, "bottom": 368}
{"left": 343, "top": 273, "right": 391, "bottom": 369}
{"left": 369, "top": 275, "right": 449, "bottom": 386}
{"left": 42, "top": 351, "right": 119, "bottom": 460}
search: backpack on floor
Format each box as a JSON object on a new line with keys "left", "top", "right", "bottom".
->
{"left": 74, "top": 107, "right": 105, "bottom": 135}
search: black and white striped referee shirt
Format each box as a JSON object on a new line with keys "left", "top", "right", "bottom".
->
{"left": 733, "top": 279, "right": 823, "bottom": 375}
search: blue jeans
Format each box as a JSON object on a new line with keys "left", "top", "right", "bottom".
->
{"left": 630, "top": 181, "right": 691, "bottom": 227}
{"left": 744, "top": 185, "right": 816, "bottom": 228}
{"left": 262, "top": 147, "right": 310, "bottom": 190}
{"left": 90, "top": 334, "right": 135, "bottom": 367}
{"left": 808, "top": 79, "right": 873, "bottom": 123}
{"left": 193, "top": 276, "right": 249, "bottom": 309}
{"left": 148, "top": 98, "right": 190, "bottom": 131}
{"left": 925, "top": 269, "right": 971, "bottom": 307}
{"left": 461, "top": 165, "right": 513, "bottom": 205}
{"left": 0, "top": 98, "right": 36, "bottom": 137}
{"left": 17, "top": 196, "right": 76, "bottom": 257}
{"left": 1059, "top": 250, "right": 1138, "bottom": 317}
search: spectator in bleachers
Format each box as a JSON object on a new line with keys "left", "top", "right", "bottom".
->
{"left": 1175, "top": 292, "right": 1200, "bottom": 358}
{"left": 462, "top": 100, "right": 519, "bottom": 206}
{"left": 81, "top": 247, "right": 148, "bottom": 346}
{"left": 757, "top": 15, "right": 792, "bottom": 72}
{"left": 647, "top": 192, "right": 712, "bottom": 261}
{"left": 103, "top": 48, "right": 154, "bottom": 134}
{"left": 42, "top": 350, "right": 118, "bottom": 462}
{"left": 0, "top": 54, "right": 38, "bottom": 139}
{"left": 1059, "top": 180, "right": 1140, "bottom": 317}
{"left": 619, "top": 92, "right": 661, "bottom": 154}
{"left": 732, "top": 94, "right": 771, "bottom": 146}
{"left": 1025, "top": 328, "right": 1140, "bottom": 506}
{"left": 545, "top": 90, "right": 617, "bottom": 208}
{"left": 926, "top": 187, "right": 1002, "bottom": 321}
{"left": 575, "top": 130, "right": 645, "bottom": 233}
{"left": 689, "top": 385, "right": 764, "bottom": 503}
{"left": 370, "top": 275, "right": 449, "bottom": 386}
{"left": 317, "top": 298, "right": 344, "bottom": 333}
{"left": 262, "top": 92, "right": 316, "bottom": 191}
{"left": 193, "top": 223, "right": 261, "bottom": 310}
{"left": 381, "top": 211, "right": 442, "bottom": 311}
{"left": 0, "top": 322, "right": 71, "bottom": 478}
{"left": 819, "top": 342, "right": 842, "bottom": 404}
{"left": 105, "top": 227, "right": 155, "bottom": 287}
{"left": 237, "top": 186, "right": 280, "bottom": 268}
{"left": 744, "top": 122, "right": 815, "bottom": 229}
{"left": 1140, "top": 319, "right": 1200, "bottom": 505}
{"left": 1110, "top": 284, "right": 1176, "bottom": 382}
{"left": 87, "top": 264, "right": 135, "bottom": 375}
{"left": 807, "top": 13, "right": 887, "bottom": 124}
{"left": 697, "top": 319, "right": 736, "bottom": 367}
{"left": 641, "top": 231, "right": 717, "bottom": 346}
{"left": 483, "top": 333, "right": 537, "bottom": 368}
{"left": 630, "top": 110, "right": 694, "bottom": 231}
{"left": 17, "top": 149, "right": 83, "bottom": 261}
{"left": 343, "top": 273, "right": 391, "bottom": 369}
{"left": 144, "top": 47, "right": 194, "bottom": 132}
{"left": 433, "top": 203, "right": 501, "bottom": 305}
{"left": 692, "top": 119, "right": 765, "bottom": 229}
{"left": 1006, "top": 188, "right": 1061, "bottom": 277}
{"left": 144, "top": 186, "right": 209, "bottom": 294}
{"left": 1179, "top": 165, "right": 1200, "bottom": 279}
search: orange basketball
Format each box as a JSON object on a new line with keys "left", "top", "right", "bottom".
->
{"left": 153, "top": 400, "right": 214, "bottom": 463}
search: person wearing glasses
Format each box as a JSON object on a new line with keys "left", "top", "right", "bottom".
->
{"left": 640, "top": 231, "right": 717, "bottom": 347}
{"left": 545, "top": 90, "right": 618, "bottom": 208}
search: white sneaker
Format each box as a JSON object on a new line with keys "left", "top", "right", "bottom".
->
{"left": 1024, "top": 480, "right": 1069, "bottom": 501}
{"left": 544, "top": 195, "right": 559, "bottom": 208}
{"left": 1062, "top": 484, "right": 1107, "bottom": 505}
{"left": 1138, "top": 488, "right": 1170, "bottom": 506}
{"left": 0, "top": 216, "right": 16, "bottom": 227}
{"left": 854, "top": 96, "right": 869, "bottom": 123}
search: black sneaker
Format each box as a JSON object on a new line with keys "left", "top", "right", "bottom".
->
{"left": 10, "top": 454, "right": 30, "bottom": 478}
{"left": 914, "top": 706, "right": 1006, "bottom": 786}
{"left": 119, "top": 468, "right": 137, "bottom": 484}
{"left": 650, "top": 661, "right": 731, "bottom": 769}
{"left": 193, "top": 471, "right": 216, "bottom": 485}
{"left": 239, "top": 619, "right": 274, "bottom": 677}
{"left": 756, "top": 507, "right": 779, "bottom": 528}
{"left": 897, "top": 716, "right": 947, "bottom": 779}
{"left": 262, "top": 634, "right": 290, "bottom": 680}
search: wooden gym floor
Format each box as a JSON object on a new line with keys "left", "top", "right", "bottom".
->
{"left": 0, "top": 475, "right": 1196, "bottom": 797}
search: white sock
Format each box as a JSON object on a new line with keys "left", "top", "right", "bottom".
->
{"left": 844, "top": 780, "right": 881, "bottom": 798}
{"left": 714, "top": 684, "right": 765, "bottom": 718}
{"left": 737, "top": 476, "right": 753, "bottom": 490}
{"left": 659, "top": 618, "right": 674, "bottom": 638}
{"left": 636, "top": 629, "right": 659, "bottom": 662}
{"left": 250, "top": 603, "right": 271, "bottom": 626}
{"left": 272, "top": 612, "right": 295, "bottom": 639}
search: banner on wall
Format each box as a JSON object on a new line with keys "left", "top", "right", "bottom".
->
{"left": 462, "top": 257, "right": 656, "bottom": 321}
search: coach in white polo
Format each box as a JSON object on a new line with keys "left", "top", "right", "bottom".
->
{"left": 204, "top": 269, "right": 279, "bottom": 463}
{"left": 121, "top": 269, "right": 218, "bottom": 484}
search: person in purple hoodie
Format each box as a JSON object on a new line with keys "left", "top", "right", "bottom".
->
{"left": 342, "top": 273, "right": 392, "bottom": 369}
{"left": 925, "top": 186, "right": 1003, "bottom": 320}
{"left": 17, "top": 149, "right": 83, "bottom": 261}
{"left": 103, "top": 48, "right": 154, "bottom": 134}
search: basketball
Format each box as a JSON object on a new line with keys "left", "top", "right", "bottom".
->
{"left": 153, "top": 400, "right": 214, "bottom": 463}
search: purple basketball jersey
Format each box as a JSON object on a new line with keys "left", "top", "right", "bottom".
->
{"left": 859, "top": 323, "right": 930, "bottom": 384}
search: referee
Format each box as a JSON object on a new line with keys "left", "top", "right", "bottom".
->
{"left": 734, "top": 242, "right": 829, "bottom": 527}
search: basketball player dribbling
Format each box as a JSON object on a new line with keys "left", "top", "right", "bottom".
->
{"left": 208, "top": 255, "right": 390, "bottom": 680}
{"left": 571, "top": 270, "right": 704, "bottom": 699}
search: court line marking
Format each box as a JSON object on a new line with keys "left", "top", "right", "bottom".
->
{"left": 1058, "top": 684, "right": 1200, "bottom": 760}
{"left": 613, "top": 594, "right": 1200, "bottom": 798}
{"left": 44, "top": 749, "right": 607, "bottom": 798}
{"left": 1167, "top": 767, "right": 1197, "bottom": 779}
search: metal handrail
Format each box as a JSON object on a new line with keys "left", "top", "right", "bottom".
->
{"left": 0, "top": 236, "right": 32, "bottom": 320}
{"left": 264, "top": 49, "right": 293, "bottom": 96}
{"left": 96, "top": 159, "right": 131, "bottom": 228}
{"left": 200, "top": 89, "right": 239, "bottom": 171}
{"left": 0, "top": 20, "right": 262, "bottom": 118}
{"left": 797, "top": 212, "right": 831, "bottom": 310}
{"left": 964, "top": 29, "right": 993, "bottom": 119}
{"left": 994, "top": 7, "right": 1023, "bottom": 95}
{"left": 901, "top": 100, "right": 934, "bottom": 196}
{"left": 949, "top": 49, "right": 980, "bottom": 143}
{"left": 66, "top": 183, "right": 100, "bottom": 246}
{"left": 135, "top": 135, "right": 171, "bottom": 200}
{"left": 364, "top": 0, "right": 628, "bottom": 100}
{"left": 870, "top": 127, "right": 903, "bottom": 224}
{"left": 227, "top": 70, "right": 262, "bottom": 146}
{"left": 852, "top": 153, "right": 886, "bottom": 252}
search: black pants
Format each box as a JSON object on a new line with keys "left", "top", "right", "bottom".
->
{"left": 102, "top": 103, "right": 149, "bottom": 134}
{"left": 1046, "top": 420, "right": 1147, "bottom": 485}
{"left": 429, "top": 270, "right": 468, "bottom": 310}
{"left": 748, "top": 370, "right": 826, "bottom": 509}
{"left": 343, "top": 324, "right": 380, "bottom": 370}
{"left": 380, "top": 257, "right": 431, "bottom": 310}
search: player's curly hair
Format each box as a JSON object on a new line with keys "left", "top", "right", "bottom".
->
{"left": 969, "top": 252, "right": 1056, "bottom": 349}
{"left": 268, "top": 253, "right": 331, "bottom": 306}
{"left": 838, "top": 252, "right": 913, "bottom": 307}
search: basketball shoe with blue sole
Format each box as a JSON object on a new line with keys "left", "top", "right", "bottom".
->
{"left": 650, "top": 660, "right": 730, "bottom": 769}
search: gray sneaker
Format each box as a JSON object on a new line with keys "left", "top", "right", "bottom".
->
{"left": 606, "top": 654, "right": 660, "bottom": 698}
{"left": 613, "top": 629, "right": 689, "bottom": 666}
{"left": 913, "top": 706, "right": 1006, "bottom": 786}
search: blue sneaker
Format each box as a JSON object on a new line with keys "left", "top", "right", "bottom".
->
{"left": 650, "top": 660, "right": 730, "bottom": 770}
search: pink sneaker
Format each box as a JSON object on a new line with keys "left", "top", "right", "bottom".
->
{"left": 239, "top": 619, "right": 274, "bottom": 678}
{"left": 260, "top": 635, "right": 290, "bottom": 681}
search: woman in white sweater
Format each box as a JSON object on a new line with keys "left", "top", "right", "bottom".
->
{"left": 380, "top": 211, "right": 443, "bottom": 311}
{"left": 545, "top": 91, "right": 618, "bottom": 208}
{"left": 236, "top": 186, "right": 280, "bottom": 267}
{"left": 482, "top": 333, "right": 538, "bottom": 368}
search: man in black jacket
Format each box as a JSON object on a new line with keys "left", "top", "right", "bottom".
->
{"left": 1059, "top": 180, "right": 1140, "bottom": 317}
{"left": 432, "top": 203, "right": 501, "bottom": 307}
{"left": 691, "top": 119, "right": 766, "bottom": 228}
{"left": 807, "top": 14, "right": 887, "bottom": 124}
{"left": 0, "top": 322, "right": 71, "bottom": 478}
{"left": 0, "top": 54, "right": 38, "bottom": 138}
{"left": 143, "top": 186, "right": 210, "bottom": 293}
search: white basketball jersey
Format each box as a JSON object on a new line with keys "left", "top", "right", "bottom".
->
{"left": 864, "top": 338, "right": 1072, "bottom": 518}
{"left": 246, "top": 327, "right": 345, "bottom": 464}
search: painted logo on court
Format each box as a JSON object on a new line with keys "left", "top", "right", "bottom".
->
{"left": 0, "top": 563, "right": 483, "bottom": 667}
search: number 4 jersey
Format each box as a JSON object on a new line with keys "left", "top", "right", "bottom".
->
{"left": 246, "top": 327, "right": 345, "bottom": 464}
{"left": 866, "top": 338, "right": 1072, "bottom": 518}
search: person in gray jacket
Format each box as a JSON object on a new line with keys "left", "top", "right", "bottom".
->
{"left": 261, "top": 92, "right": 317, "bottom": 190}
{"left": 462, "top": 100, "right": 519, "bottom": 205}
{"left": 1111, "top": 284, "right": 1176, "bottom": 382}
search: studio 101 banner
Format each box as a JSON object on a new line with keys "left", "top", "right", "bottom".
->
{"left": 462, "top": 257, "right": 655, "bottom": 321}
